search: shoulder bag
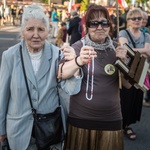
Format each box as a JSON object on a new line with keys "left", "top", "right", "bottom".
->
{"left": 1, "top": 138, "right": 10, "bottom": 150}
{"left": 19, "top": 45, "right": 64, "bottom": 150}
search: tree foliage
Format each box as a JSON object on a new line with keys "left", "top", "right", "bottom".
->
{"left": 126, "top": 0, "right": 147, "bottom": 5}
{"left": 80, "top": 0, "right": 89, "bottom": 11}
{"left": 75, "top": 0, "right": 82, "bottom": 3}
{"left": 39, "top": 0, "right": 48, "bottom": 4}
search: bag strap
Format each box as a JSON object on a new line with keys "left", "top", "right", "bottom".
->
{"left": 125, "top": 29, "right": 136, "bottom": 48}
{"left": 57, "top": 50, "right": 64, "bottom": 105}
{"left": 19, "top": 45, "right": 36, "bottom": 115}
{"left": 20, "top": 45, "right": 61, "bottom": 115}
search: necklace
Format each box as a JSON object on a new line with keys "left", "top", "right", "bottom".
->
{"left": 86, "top": 50, "right": 94, "bottom": 100}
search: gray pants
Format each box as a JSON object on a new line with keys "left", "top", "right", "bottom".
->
{"left": 27, "top": 137, "right": 63, "bottom": 150}
{"left": 51, "top": 22, "right": 58, "bottom": 38}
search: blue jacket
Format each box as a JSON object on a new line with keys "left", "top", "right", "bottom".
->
{"left": 0, "top": 40, "right": 82, "bottom": 150}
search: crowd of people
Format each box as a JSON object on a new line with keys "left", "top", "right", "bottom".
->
{"left": 0, "top": 2, "right": 150, "bottom": 150}
{"left": 0, "top": 4, "right": 24, "bottom": 26}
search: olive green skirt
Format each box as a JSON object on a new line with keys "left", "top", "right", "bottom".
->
{"left": 64, "top": 123, "right": 124, "bottom": 150}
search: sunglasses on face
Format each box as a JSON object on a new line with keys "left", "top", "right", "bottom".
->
{"left": 87, "top": 20, "right": 110, "bottom": 28}
{"left": 128, "top": 17, "right": 142, "bottom": 21}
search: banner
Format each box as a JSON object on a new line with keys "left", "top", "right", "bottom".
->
{"left": 118, "top": 0, "right": 128, "bottom": 9}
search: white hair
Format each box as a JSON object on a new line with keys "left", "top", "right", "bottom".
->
{"left": 21, "top": 4, "right": 49, "bottom": 31}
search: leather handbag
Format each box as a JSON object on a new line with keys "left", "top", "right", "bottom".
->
{"left": 20, "top": 45, "right": 64, "bottom": 150}
{"left": 32, "top": 107, "right": 64, "bottom": 150}
{"left": 1, "top": 138, "right": 10, "bottom": 150}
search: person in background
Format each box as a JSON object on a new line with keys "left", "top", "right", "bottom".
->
{"left": 4, "top": 6, "right": 10, "bottom": 22}
{"left": 119, "top": 8, "right": 150, "bottom": 140}
{"left": 0, "top": 8, "right": 2, "bottom": 26}
{"left": 62, "top": 9, "right": 70, "bottom": 22}
{"left": 140, "top": 11, "right": 150, "bottom": 34}
{"left": 55, "top": 22, "right": 68, "bottom": 47}
{"left": 67, "top": 10, "right": 82, "bottom": 45}
{"left": 109, "top": 8, "right": 116, "bottom": 25}
{"left": 81, "top": 13, "right": 85, "bottom": 37}
{"left": 47, "top": 7, "right": 52, "bottom": 20}
{"left": 64, "top": 4, "right": 131, "bottom": 150}
{"left": 0, "top": 4, "right": 84, "bottom": 150}
{"left": 113, "top": 10, "right": 126, "bottom": 38}
{"left": 146, "top": 11, "right": 150, "bottom": 30}
{"left": 0, "top": 4, "right": 5, "bottom": 26}
{"left": 121, "top": 7, "right": 130, "bottom": 29}
{"left": 51, "top": 7, "right": 59, "bottom": 38}
{"left": 11, "top": 5, "right": 16, "bottom": 26}
{"left": 18, "top": 6, "right": 23, "bottom": 25}
{"left": 141, "top": 11, "right": 150, "bottom": 107}
{"left": 58, "top": 10, "right": 62, "bottom": 22}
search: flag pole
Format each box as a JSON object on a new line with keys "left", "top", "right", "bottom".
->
{"left": 116, "top": 0, "right": 119, "bottom": 38}
{"left": 116, "top": 0, "right": 122, "bottom": 89}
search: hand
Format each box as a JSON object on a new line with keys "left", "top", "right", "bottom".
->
{"left": 116, "top": 45, "right": 127, "bottom": 62}
{"left": 77, "top": 46, "right": 97, "bottom": 66}
{"left": 60, "top": 43, "right": 76, "bottom": 61}
{"left": 0, "top": 134, "right": 7, "bottom": 142}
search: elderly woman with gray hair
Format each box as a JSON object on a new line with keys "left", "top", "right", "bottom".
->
{"left": 0, "top": 4, "right": 96, "bottom": 150}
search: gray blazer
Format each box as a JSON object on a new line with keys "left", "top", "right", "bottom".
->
{"left": 0, "top": 40, "right": 82, "bottom": 150}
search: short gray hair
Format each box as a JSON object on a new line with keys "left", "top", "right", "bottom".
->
{"left": 126, "top": 8, "right": 143, "bottom": 21}
{"left": 21, "top": 4, "right": 49, "bottom": 31}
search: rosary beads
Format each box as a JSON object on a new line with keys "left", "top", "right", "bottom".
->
{"left": 85, "top": 50, "right": 94, "bottom": 100}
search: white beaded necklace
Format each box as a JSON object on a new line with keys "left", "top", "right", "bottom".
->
{"left": 85, "top": 50, "right": 95, "bottom": 101}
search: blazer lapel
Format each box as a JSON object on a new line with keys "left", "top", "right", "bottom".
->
{"left": 36, "top": 43, "right": 52, "bottom": 82}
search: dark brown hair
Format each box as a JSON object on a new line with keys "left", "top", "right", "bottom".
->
{"left": 84, "top": 5, "right": 113, "bottom": 37}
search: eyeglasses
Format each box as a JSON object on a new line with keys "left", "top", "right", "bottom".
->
{"left": 87, "top": 20, "right": 110, "bottom": 28}
{"left": 128, "top": 17, "right": 143, "bottom": 21}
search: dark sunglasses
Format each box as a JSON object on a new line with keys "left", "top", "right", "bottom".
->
{"left": 128, "top": 17, "right": 142, "bottom": 21}
{"left": 87, "top": 20, "right": 110, "bottom": 28}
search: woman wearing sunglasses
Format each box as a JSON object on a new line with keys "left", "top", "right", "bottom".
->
{"left": 63, "top": 5, "right": 131, "bottom": 150}
{"left": 119, "top": 8, "right": 150, "bottom": 140}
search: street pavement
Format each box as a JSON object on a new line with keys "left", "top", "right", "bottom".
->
{"left": 0, "top": 24, "right": 150, "bottom": 150}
